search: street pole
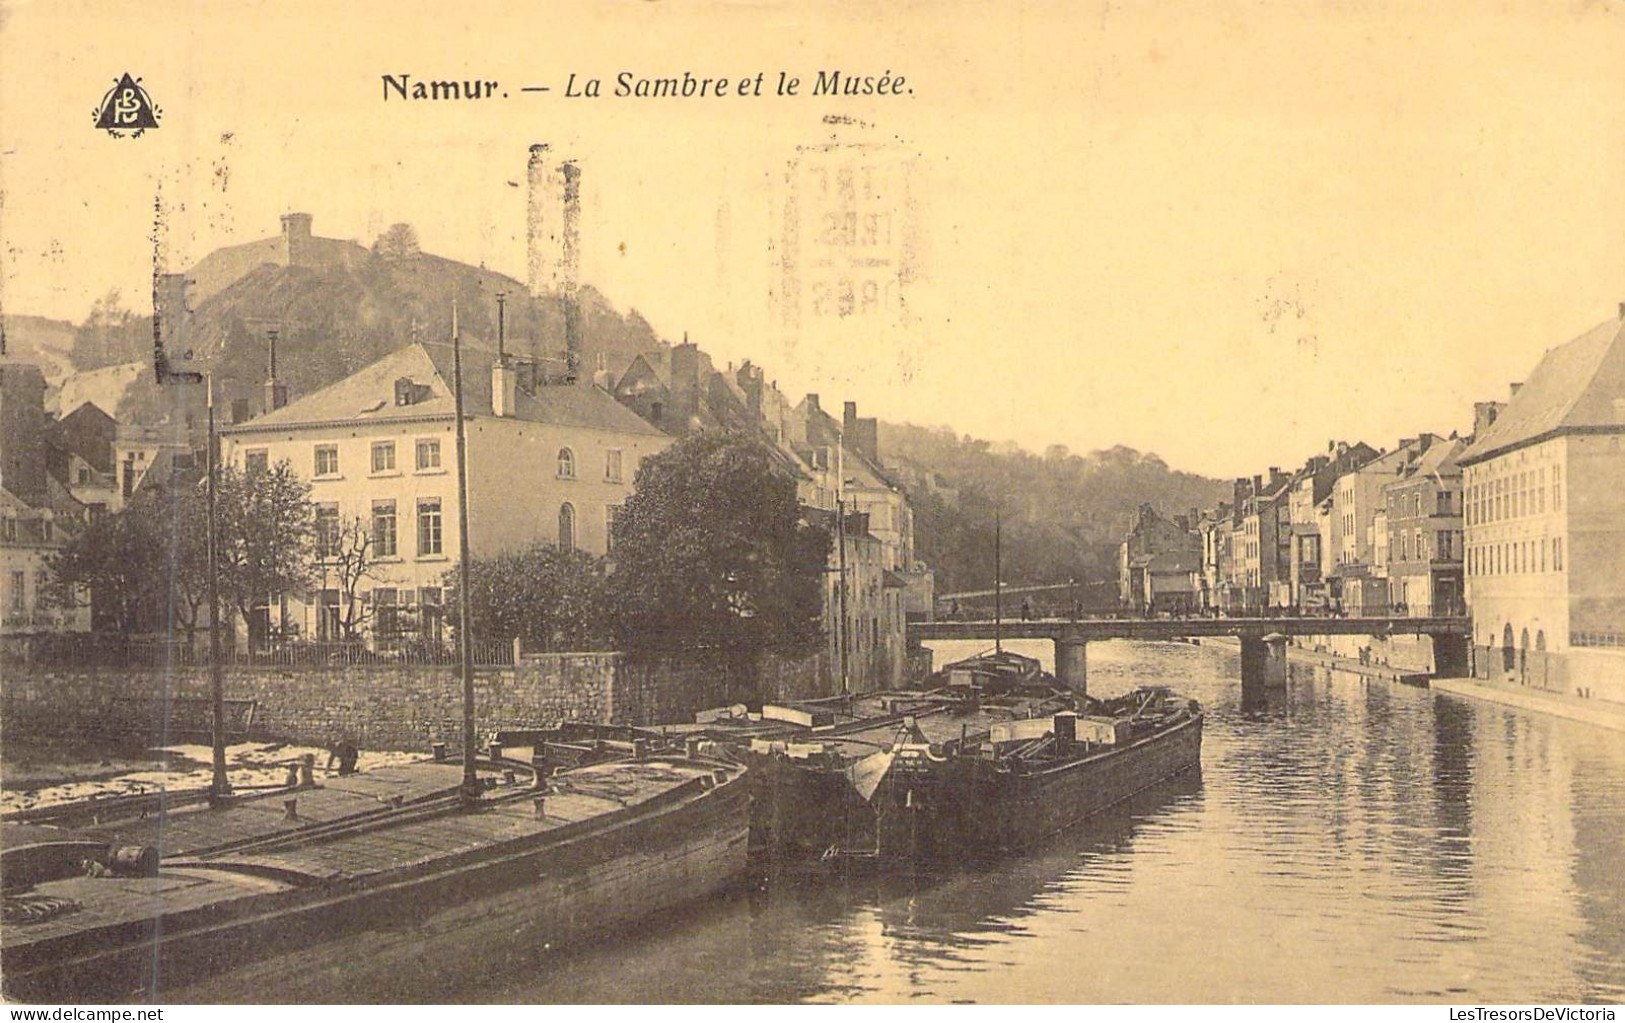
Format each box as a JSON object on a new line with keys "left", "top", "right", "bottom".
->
{"left": 205, "top": 373, "right": 230, "bottom": 799}
{"left": 451, "top": 300, "right": 480, "bottom": 803}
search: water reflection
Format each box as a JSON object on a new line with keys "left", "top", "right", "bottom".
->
{"left": 175, "top": 640, "right": 1625, "bottom": 1003}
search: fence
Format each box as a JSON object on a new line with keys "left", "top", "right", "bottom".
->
{"left": 0, "top": 633, "right": 517, "bottom": 669}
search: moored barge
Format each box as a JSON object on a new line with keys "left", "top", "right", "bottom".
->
{"left": 1, "top": 746, "right": 749, "bottom": 1002}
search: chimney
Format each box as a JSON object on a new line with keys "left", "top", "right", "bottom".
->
{"left": 496, "top": 292, "right": 508, "bottom": 361}
{"left": 1509, "top": 381, "right": 1523, "bottom": 400}
{"left": 1472, "top": 401, "right": 1504, "bottom": 440}
{"left": 280, "top": 213, "right": 313, "bottom": 267}
{"left": 1618, "top": 300, "right": 1624, "bottom": 321}
{"left": 492, "top": 360, "right": 518, "bottom": 417}
{"left": 527, "top": 144, "right": 582, "bottom": 383}
{"left": 805, "top": 393, "right": 821, "bottom": 414}
{"left": 264, "top": 329, "right": 287, "bottom": 412}
{"left": 844, "top": 401, "right": 859, "bottom": 434}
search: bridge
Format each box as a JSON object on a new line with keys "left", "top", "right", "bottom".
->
{"left": 907, "top": 616, "right": 1473, "bottom": 695}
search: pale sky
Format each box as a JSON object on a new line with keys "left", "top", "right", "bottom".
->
{"left": 2, "top": 0, "right": 1622, "bottom": 479}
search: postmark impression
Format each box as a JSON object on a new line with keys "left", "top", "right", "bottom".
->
{"left": 771, "top": 116, "right": 925, "bottom": 384}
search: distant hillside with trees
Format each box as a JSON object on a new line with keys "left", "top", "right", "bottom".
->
{"left": 878, "top": 422, "right": 1230, "bottom": 595}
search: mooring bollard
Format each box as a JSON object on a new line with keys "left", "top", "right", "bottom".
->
{"left": 432, "top": 741, "right": 448, "bottom": 762}
{"left": 300, "top": 754, "right": 315, "bottom": 787}
{"left": 532, "top": 794, "right": 547, "bottom": 820}
{"left": 282, "top": 798, "right": 299, "bottom": 822}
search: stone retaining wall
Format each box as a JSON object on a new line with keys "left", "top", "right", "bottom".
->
{"left": 1, "top": 648, "right": 832, "bottom": 752}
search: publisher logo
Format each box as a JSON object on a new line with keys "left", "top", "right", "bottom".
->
{"left": 93, "top": 74, "right": 161, "bottom": 138}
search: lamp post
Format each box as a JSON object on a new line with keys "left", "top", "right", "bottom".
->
{"left": 205, "top": 372, "right": 230, "bottom": 799}
{"left": 450, "top": 301, "right": 481, "bottom": 804}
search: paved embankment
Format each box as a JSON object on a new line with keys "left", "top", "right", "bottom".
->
{"left": 1431, "top": 677, "right": 1625, "bottom": 734}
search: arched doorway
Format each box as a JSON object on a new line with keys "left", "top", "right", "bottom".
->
{"left": 1502, "top": 624, "right": 1515, "bottom": 673}
{"left": 1519, "top": 627, "right": 1530, "bottom": 682}
{"left": 558, "top": 502, "right": 576, "bottom": 552}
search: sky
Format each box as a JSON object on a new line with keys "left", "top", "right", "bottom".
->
{"left": 2, "top": 0, "right": 1622, "bottom": 479}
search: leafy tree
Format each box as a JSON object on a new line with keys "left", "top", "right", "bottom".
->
{"left": 445, "top": 544, "right": 610, "bottom": 652}
{"left": 372, "top": 223, "right": 421, "bottom": 260}
{"left": 51, "top": 476, "right": 209, "bottom": 636}
{"left": 608, "top": 431, "right": 831, "bottom": 657}
{"left": 72, "top": 289, "right": 152, "bottom": 369}
{"left": 213, "top": 461, "right": 315, "bottom": 634}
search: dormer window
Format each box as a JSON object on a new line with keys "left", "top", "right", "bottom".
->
{"left": 394, "top": 377, "right": 431, "bottom": 406}
{"left": 557, "top": 448, "right": 577, "bottom": 480}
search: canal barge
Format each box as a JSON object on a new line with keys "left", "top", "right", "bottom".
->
{"left": 0, "top": 746, "right": 750, "bottom": 1002}
{"left": 686, "top": 650, "right": 1201, "bottom": 866}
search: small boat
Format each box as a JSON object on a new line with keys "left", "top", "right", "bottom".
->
{"left": 1, "top": 743, "right": 749, "bottom": 1002}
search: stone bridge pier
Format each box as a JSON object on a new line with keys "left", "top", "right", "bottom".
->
{"left": 1054, "top": 638, "right": 1087, "bottom": 696}
{"left": 1239, "top": 632, "right": 1289, "bottom": 698}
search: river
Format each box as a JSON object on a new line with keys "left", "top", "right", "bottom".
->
{"left": 174, "top": 639, "right": 1625, "bottom": 1004}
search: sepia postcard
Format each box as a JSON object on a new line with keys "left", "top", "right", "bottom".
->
{"left": 1, "top": 0, "right": 1622, "bottom": 1008}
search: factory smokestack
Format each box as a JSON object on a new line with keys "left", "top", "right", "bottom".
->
{"left": 527, "top": 143, "right": 582, "bottom": 383}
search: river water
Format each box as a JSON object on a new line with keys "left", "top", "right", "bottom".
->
{"left": 177, "top": 639, "right": 1625, "bottom": 1004}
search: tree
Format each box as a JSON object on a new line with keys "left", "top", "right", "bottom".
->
{"left": 319, "top": 514, "right": 385, "bottom": 640}
{"left": 213, "top": 462, "right": 314, "bottom": 639}
{"left": 445, "top": 544, "right": 610, "bottom": 652}
{"left": 372, "top": 223, "right": 421, "bottom": 260}
{"left": 607, "top": 431, "right": 831, "bottom": 657}
{"left": 51, "top": 477, "right": 208, "bottom": 636}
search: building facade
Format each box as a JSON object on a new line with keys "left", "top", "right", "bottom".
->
{"left": 219, "top": 340, "right": 669, "bottom": 648}
{"left": 1462, "top": 314, "right": 1625, "bottom": 701}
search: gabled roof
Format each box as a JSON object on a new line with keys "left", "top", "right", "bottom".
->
{"left": 224, "top": 341, "right": 667, "bottom": 439}
{"left": 1460, "top": 315, "right": 1625, "bottom": 466}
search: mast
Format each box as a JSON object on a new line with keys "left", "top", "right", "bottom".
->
{"left": 994, "top": 507, "right": 1003, "bottom": 654}
{"left": 837, "top": 496, "right": 849, "bottom": 695}
{"left": 451, "top": 300, "right": 480, "bottom": 802}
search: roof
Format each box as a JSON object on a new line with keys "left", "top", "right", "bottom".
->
{"left": 1460, "top": 315, "right": 1625, "bottom": 465}
{"left": 224, "top": 341, "right": 667, "bottom": 439}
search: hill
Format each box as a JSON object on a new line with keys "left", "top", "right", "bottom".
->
{"left": 880, "top": 422, "right": 1229, "bottom": 594}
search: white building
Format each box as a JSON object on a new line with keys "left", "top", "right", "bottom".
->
{"left": 219, "top": 340, "right": 669, "bottom": 646}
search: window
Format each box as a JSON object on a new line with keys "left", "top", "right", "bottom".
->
{"left": 371, "top": 441, "right": 396, "bottom": 474}
{"left": 605, "top": 448, "right": 623, "bottom": 483}
{"left": 557, "top": 448, "right": 576, "bottom": 480}
{"left": 605, "top": 504, "right": 621, "bottom": 554}
{"left": 1553, "top": 466, "right": 1563, "bottom": 511}
{"left": 1, "top": 517, "right": 14, "bottom": 543}
{"left": 420, "top": 586, "right": 443, "bottom": 641}
{"left": 40, "top": 518, "right": 52, "bottom": 543}
{"left": 77, "top": 467, "right": 91, "bottom": 485}
{"left": 374, "top": 587, "right": 399, "bottom": 636}
{"left": 558, "top": 502, "right": 576, "bottom": 552}
{"left": 315, "top": 503, "right": 340, "bottom": 559}
{"left": 9, "top": 571, "right": 24, "bottom": 613}
{"left": 415, "top": 438, "right": 441, "bottom": 471}
{"left": 315, "top": 445, "right": 340, "bottom": 477}
{"left": 373, "top": 500, "right": 398, "bottom": 557}
{"left": 417, "top": 498, "right": 443, "bottom": 556}
{"left": 245, "top": 449, "right": 269, "bottom": 474}
{"left": 1554, "top": 536, "right": 1564, "bottom": 571}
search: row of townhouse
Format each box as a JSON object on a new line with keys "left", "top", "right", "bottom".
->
{"left": 1175, "top": 307, "right": 1625, "bottom": 702}
{"left": 213, "top": 326, "right": 931, "bottom": 692}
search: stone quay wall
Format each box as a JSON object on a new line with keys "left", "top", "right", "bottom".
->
{"left": 1, "top": 648, "right": 831, "bottom": 753}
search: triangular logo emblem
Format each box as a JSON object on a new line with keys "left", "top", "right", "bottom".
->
{"left": 94, "top": 74, "right": 161, "bottom": 133}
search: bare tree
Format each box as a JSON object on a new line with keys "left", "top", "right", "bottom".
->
{"left": 320, "top": 514, "right": 385, "bottom": 641}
